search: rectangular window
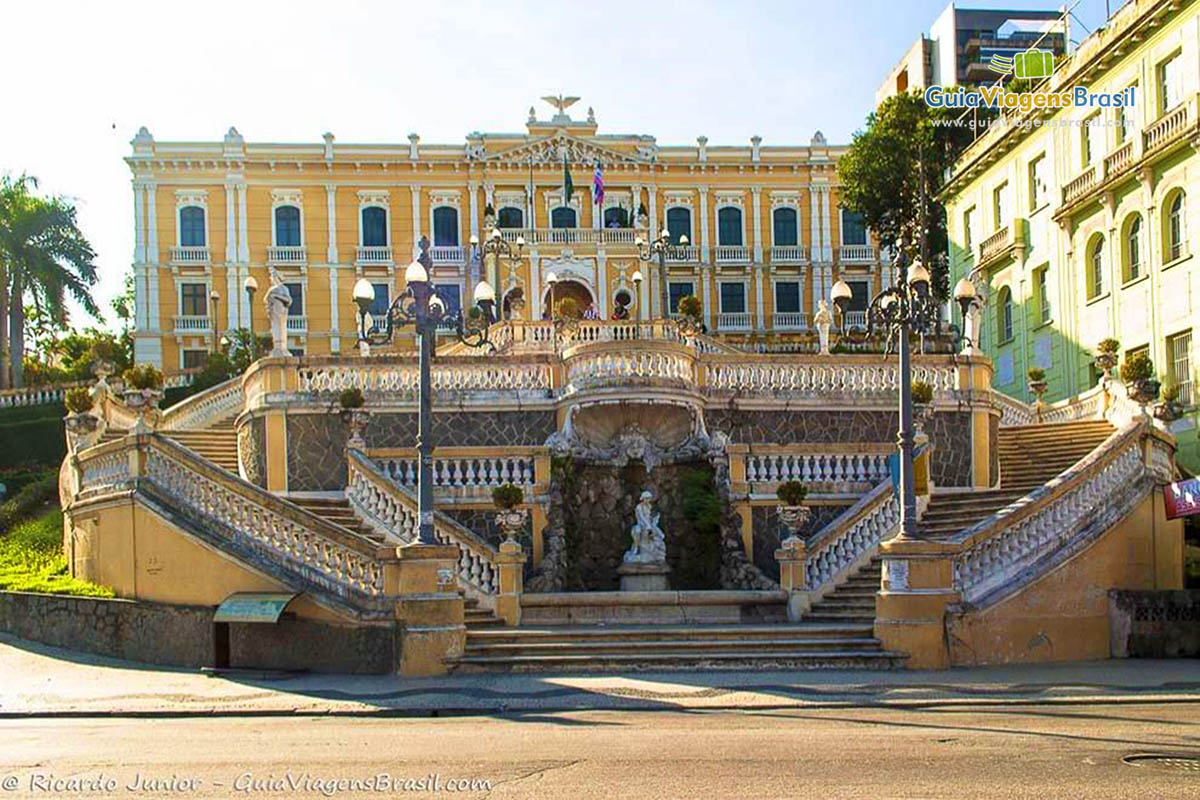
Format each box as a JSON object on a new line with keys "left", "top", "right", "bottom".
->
{"left": 1116, "top": 82, "right": 1137, "bottom": 144}
{"left": 1160, "top": 53, "right": 1183, "bottom": 114}
{"left": 285, "top": 283, "right": 304, "bottom": 316}
{"left": 993, "top": 182, "right": 1010, "bottom": 230}
{"left": 841, "top": 211, "right": 867, "bottom": 246}
{"left": 848, "top": 281, "right": 869, "bottom": 312}
{"left": 668, "top": 282, "right": 694, "bottom": 314}
{"left": 964, "top": 206, "right": 976, "bottom": 251}
{"left": 369, "top": 283, "right": 389, "bottom": 317}
{"left": 1082, "top": 116, "right": 1096, "bottom": 167}
{"left": 717, "top": 208, "right": 743, "bottom": 246}
{"left": 774, "top": 281, "right": 801, "bottom": 313}
{"left": 434, "top": 284, "right": 462, "bottom": 316}
{"left": 180, "top": 283, "right": 207, "bottom": 316}
{"left": 1169, "top": 330, "right": 1193, "bottom": 406}
{"left": 719, "top": 282, "right": 746, "bottom": 313}
{"left": 182, "top": 349, "right": 208, "bottom": 370}
{"left": 1028, "top": 154, "right": 1047, "bottom": 211}
{"left": 1037, "top": 267, "right": 1051, "bottom": 324}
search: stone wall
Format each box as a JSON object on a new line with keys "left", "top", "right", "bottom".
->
{"left": 445, "top": 509, "right": 533, "bottom": 553}
{"left": 706, "top": 409, "right": 975, "bottom": 487}
{"left": 750, "top": 503, "right": 852, "bottom": 580}
{"left": 0, "top": 591, "right": 398, "bottom": 673}
{"left": 238, "top": 416, "right": 267, "bottom": 488}
{"left": 288, "top": 412, "right": 350, "bottom": 492}
{"left": 1109, "top": 590, "right": 1200, "bottom": 658}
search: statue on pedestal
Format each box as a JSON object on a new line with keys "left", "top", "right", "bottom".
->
{"left": 265, "top": 267, "right": 292, "bottom": 357}
{"left": 623, "top": 490, "right": 666, "bottom": 564}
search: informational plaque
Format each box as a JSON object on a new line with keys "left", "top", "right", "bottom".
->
{"left": 1164, "top": 478, "right": 1200, "bottom": 520}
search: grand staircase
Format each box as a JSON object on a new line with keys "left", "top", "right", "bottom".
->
{"left": 805, "top": 557, "right": 882, "bottom": 623}
{"left": 291, "top": 496, "right": 387, "bottom": 544}
{"left": 161, "top": 418, "right": 239, "bottom": 472}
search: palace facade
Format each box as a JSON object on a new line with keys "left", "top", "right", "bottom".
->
{"left": 125, "top": 102, "right": 886, "bottom": 370}
{"left": 942, "top": 0, "right": 1200, "bottom": 470}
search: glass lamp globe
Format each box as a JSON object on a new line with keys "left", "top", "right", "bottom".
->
{"left": 474, "top": 280, "right": 496, "bottom": 304}
{"left": 405, "top": 260, "right": 429, "bottom": 284}
{"left": 352, "top": 278, "right": 375, "bottom": 304}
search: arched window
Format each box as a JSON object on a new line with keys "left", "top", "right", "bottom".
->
{"left": 1167, "top": 191, "right": 1186, "bottom": 262}
{"left": 1087, "top": 234, "right": 1105, "bottom": 299}
{"left": 1122, "top": 214, "right": 1142, "bottom": 283}
{"left": 997, "top": 287, "right": 1014, "bottom": 343}
{"left": 179, "top": 206, "right": 206, "bottom": 247}
{"left": 666, "top": 207, "right": 691, "bottom": 244}
{"left": 361, "top": 206, "right": 387, "bottom": 247}
{"left": 274, "top": 205, "right": 301, "bottom": 247}
{"left": 432, "top": 206, "right": 459, "bottom": 246}
{"left": 497, "top": 207, "right": 523, "bottom": 229}
{"left": 551, "top": 206, "right": 576, "bottom": 229}
{"left": 717, "top": 206, "right": 743, "bottom": 246}
{"left": 603, "top": 206, "right": 629, "bottom": 228}
{"left": 772, "top": 207, "right": 798, "bottom": 247}
{"left": 841, "top": 210, "right": 867, "bottom": 245}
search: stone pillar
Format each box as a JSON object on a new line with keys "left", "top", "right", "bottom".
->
{"left": 225, "top": 184, "right": 237, "bottom": 266}
{"left": 820, "top": 186, "right": 834, "bottom": 262}
{"left": 237, "top": 183, "right": 249, "bottom": 264}
{"left": 145, "top": 184, "right": 159, "bottom": 267}
{"left": 329, "top": 265, "right": 340, "bottom": 353}
{"left": 597, "top": 250, "right": 609, "bottom": 317}
{"left": 468, "top": 180, "right": 480, "bottom": 242}
{"left": 958, "top": 357, "right": 998, "bottom": 488}
{"left": 325, "top": 184, "right": 338, "bottom": 263}
{"left": 751, "top": 187, "right": 763, "bottom": 263}
{"left": 495, "top": 540, "right": 525, "bottom": 627}
{"left": 395, "top": 544, "right": 465, "bottom": 676}
{"left": 698, "top": 188, "right": 710, "bottom": 263}
{"left": 700, "top": 267, "right": 713, "bottom": 330}
{"left": 132, "top": 183, "right": 146, "bottom": 265}
{"left": 529, "top": 248, "right": 541, "bottom": 319}
{"left": 410, "top": 186, "right": 422, "bottom": 260}
{"left": 775, "top": 536, "right": 808, "bottom": 621}
{"left": 754, "top": 264, "right": 765, "bottom": 330}
{"left": 874, "top": 537, "right": 960, "bottom": 669}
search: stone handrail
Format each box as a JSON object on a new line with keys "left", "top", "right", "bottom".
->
{"left": 991, "top": 390, "right": 1036, "bottom": 426}
{"left": 563, "top": 342, "right": 696, "bottom": 393}
{"left": 293, "top": 358, "right": 554, "bottom": 401}
{"left": 1144, "top": 98, "right": 1193, "bottom": 154}
{"left": 952, "top": 420, "right": 1165, "bottom": 606}
{"left": 440, "top": 319, "right": 741, "bottom": 357}
{"left": 96, "top": 387, "right": 143, "bottom": 431}
{"left": 159, "top": 376, "right": 244, "bottom": 430}
{"left": 745, "top": 445, "right": 892, "bottom": 490}
{"left": 370, "top": 449, "right": 540, "bottom": 489}
{"left": 993, "top": 383, "right": 1136, "bottom": 428}
{"left": 804, "top": 478, "right": 899, "bottom": 593}
{"left": 1062, "top": 167, "right": 1097, "bottom": 206}
{"left": 74, "top": 434, "right": 398, "bottom": 620}
{"left": 0, "top": 372, "right": 193, "bottom": 410}
{"left": 347, "top": 448, "right": 500, "bottom": 598}
{"left": 703, "top": 356, "right": 959, "bottom": 398}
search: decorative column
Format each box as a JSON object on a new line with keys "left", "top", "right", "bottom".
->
{"left": 751, "top": 187, "right": 763, "bottom": 263}
{"left": 820, "top": 186, "right": 834, "bottom": 262}
{"left": 410, "top": 185, "right": 422, "bottom": 259}
{"left": 648, "top": 183, "right": 658, "bottom": 239}
{"left": 394, "top": 544, "right": 465, "bottom": 677}
{"left": 698, "top": 188, "right": 711, "bottom": 264}
{"left": 329, "top": 265, "right": 340, "bottom": 353}
{"left": 325, "top": 184, "right": 338, "bottom": 263}
{"left": 145, "top": 184, "right": 160, "bottom": 331}
{"left": 133, "top": 183, "right": 146, "bottom": 266}
{"left": 468, "top": 180, "right": 480, "bottom": 241}
{"left": 224, "top": 184, "right": 237, "bottom": 265}
{"left": 236, "top": 183, "right": 249, "bottom": 264}
{"left": 597, "top": 250, "right": 609, "bottom": 317}
{"left": 700, "top": 267, "right": 713, "bottom": 330}
{"left": 529, "top": 248, "right": 541, "bottom": 319}
{"left": 754, "top": 264, "right": 766, "bottom": 330}
{"left": 809, "top": 188, "right": 822, "bottom": 311}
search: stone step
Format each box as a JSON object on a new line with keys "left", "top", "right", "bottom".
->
{"left": 465, "top": 636, "right": 885, "bottom": 655}
{"left": 467, "top": 622, "right": 875, "bottom": 642}
{"left": 809, "top": 600, "right": 876, "bottom": 612}
{"left": 452, "top": 650, "right": 906, "bottom": 672}
{"left": 803, "top": 612, "right": 876, "bottom": 622}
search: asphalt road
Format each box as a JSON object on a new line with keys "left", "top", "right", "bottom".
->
{"left": 2, "top": 704, "right": 1199, "bottom": 799}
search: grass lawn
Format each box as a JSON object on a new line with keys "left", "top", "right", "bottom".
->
{"left": 0, "top": 507, "right": 113, "bottom": 597}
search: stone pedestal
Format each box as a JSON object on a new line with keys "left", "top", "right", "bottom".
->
{"left": 618, "top": 561, "right": 671, "bottom": 592}
{"left": 394, "top": 544, "right": 464, "bottom": 677}
{"left": 494, "top": 539, "right": 526, "bottom": 627}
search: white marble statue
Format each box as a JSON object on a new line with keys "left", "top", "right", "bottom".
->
{"left": 264, "top": 266, "right": 292, "bottom": 357}
{"left": 623, "top": 490, "right": 667, "bottom": 564}
{"left": 814, "top": 299, "right": 833, "bottom": 355}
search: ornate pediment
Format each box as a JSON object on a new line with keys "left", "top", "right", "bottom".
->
{"left": 483, "top": 131, "right": 647, "bottom": 166}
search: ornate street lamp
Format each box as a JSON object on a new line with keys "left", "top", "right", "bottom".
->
{"left": 636, "top": 227, "right": 689, "bottom": 319}
{"left": 209, "top": 290, "right": 221, "bottom": 352}
{"left": 351, "top": 236, "right": 498, "bottom": 545}
{"left": 471, "top": 228, "right": 525, "bottom": 320}
{"left": 830, "top": 251, "right": 976, "bottom": 541}
{"left": 631, "top": 270, "right": 644, "bottom": 323}
{"left": 243, "top": 276, "right": 259, "bottom": 339}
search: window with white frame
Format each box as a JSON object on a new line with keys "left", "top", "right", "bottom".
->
{"left": 368, "top": 283, "right": 389, "bottom": 316}
{"left": 719, "top": 282, "right": 746, "bottom": 313}
{"left": 551, "top": 206, "right": 577, "bottom": 229}
{"left": 963, "top": 206, "right": 976, "bottom": 251}
{"left": 1124, "top": 214, "right": 1142, "bottom": 282}
{"left": 497, "top": 207, "right": 523, "bottom": 228}
{"left": 1169, "top": 330, "right": 1193, "bottom": 405}
{"left": 998, "top": 287, "right": 1014, "bottom": 343}
{"left": 434, "top": 283, "right": 462, "bottom": 315}
{"left": 774, "top": 281, "right": 801, "bottom": 313}
{"left": 666, "top": 207, "right": 691, "bottom": 244}
{"left": 841, "top": 210, "right": 867, "bottom": 245}
{"left": 274, "top": 205, "right": 301, "bottom": 247}
{"left": 179, "top": 206, "right": 206, "bottom": 247}
{"left": 772, "top": 207, "right": 799, "bottom": 246}
{"left": 847, "top": 280, "right": 869, "bottom": 312}
{"left": 361, "top": 206, "right": 388, "bottom": 246}
{"left": 1028, "top": 154, "right": 1047, "bottom": 211}
{"left": 717, "top": 206, "right": 743, "bottom": 246}
{"left": 993, "top": 182, "right": 1010, "bottom": 230}
{"left": 1167, "top": 191, "right": 1186, "bottom": 262}
{"left": 182, "top": 350, "right": 208, "bottom": 370}
{"left": 1036, "top": 266, "right": 1051, "bottom": 324}
{"left": 1087, "top": 234, "right": 1105, "bottom": 299}
{"left": 1159, "top": 52, "right": 1184, "bottom": 114}
{"left": 180, "top": 283, "right": 208, "bottom": 316}
{"left": 1116, "top": 82, "right": 1138, "bottom": 143}
{"left": 1082, "top": 114, "right": 1099, "bottom": 167}
{"left": 432, "top": 206, "right": 459, "bottom": 246}
{"left": 284, "top": 283, "right": 304, "bottom": 317}
{"left": 668, "top": 281, "right": 694, "bottom": 314}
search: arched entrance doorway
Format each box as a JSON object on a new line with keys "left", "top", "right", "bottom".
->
{"left": 544, "top": 279, "right": 594, "bottom": 319}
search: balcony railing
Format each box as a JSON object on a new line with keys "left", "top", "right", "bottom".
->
{"left": 771, "top": 311, "right": 809, "bottom": 330}
{"left": 356, "top": 246, "right": 393, "bottom": 265}
{"left": 430, "top": 245, "right": 465, "bottom": 265}
{"left": 979, "top": 225, "right": 1012, "bottom": 264}
{"left": 714, "top": 245, "right": 749, "bottom": 264}
{"left": 497, "top": 228, "right": 639, "bottom": 246}
{"left": 1103, "top": 141, "right": 1134, "bottom": 179}
{"left": 286, "top": 315, "right": 307, "bottom": 333}
{"left": 1062, "top": 166, "right": 1097, "bottom": 205}
{"left": 267, "top": 246, "right": 307, "bottom": 265}
{"left": 173, "top": 315, "right": 212, "bottom": 333}
{"left": 665, "top": 245, "right": 699, "bottom": 263}
{"left": 169, "top": 246, "right": 210, "bottom": 264}
{"left": 839, "top": 245, "right": 875, "bottom": 262}
{"left": 1144, "top": 101, "right": 1192, "bottom": 155}
{"left": 844, "top": 310, "right": 868, "bottom": 328}
{"left": 717, "top": 312, "right": 751, "bottom": 330}
{"left": 770, "top": 245, "right": 808, "bottom": 264}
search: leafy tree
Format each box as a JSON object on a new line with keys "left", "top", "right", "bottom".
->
{"left": 0, "top": 175, "right": 99, "bottom": 387}
{"left": 838, "top": 91, "right": 978, "bottom": 301}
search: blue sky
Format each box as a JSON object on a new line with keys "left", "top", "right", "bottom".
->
{"left": 1, "top": 0, "right": 1114, "bottom": 325}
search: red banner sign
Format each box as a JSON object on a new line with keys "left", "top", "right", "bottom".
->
{"left": 1163, "top": 478, "right": 1200, "bottom": 520}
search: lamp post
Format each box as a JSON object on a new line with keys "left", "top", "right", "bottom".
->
{"left": 209, "top": 290, "right": 221, "bottom": 352}
{"left": 472, "top": 228, "right": 525, "bottom": 321}
{"left": 352, "top": 236, "right": 497, "bottom": 546}
{"left": 243, "top": 276, "right": 258, "bottom": 339}
{"left": 635, "top": 227, "right": 689, "bottom": 319}
{"left": 631, "top": 270, "right": 644, "bottom": 323}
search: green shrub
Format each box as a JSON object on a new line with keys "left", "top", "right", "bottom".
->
{"left": 776, "top": 480, "right": 808, "bottom": 506}
{"left": 0, "top": 468, "right": 56, "bottom": 500}
{"left": 557, "top": 297, "right": 582, "bottom": 320}
{"left": 1163, "top": 384, "right": 1180, "bottom": 403}
{"left": 64, "top": 387, "right": 94, "bottom": 414}
{"left": 0, "top": 418, "right": 66, "bottom": 470}
{"left": 1120, "top": 352, "right": 1154, "bottom": 384}
{"left": 911, "top": 380, "right": 934, "bottom": 404}
{"left": 678, "top": 295, "right": 703, "bottom": 320}
{"left": 1097, "top": 338, "right": 1120, "bottom": 355}
{"left": 1027, "top": 367, "right": 1046, "bottom": 383}
{"left": 122, "top": 364, "right": 164, "bottom": 390}
{"left": 0, "top": 472, "right": 59, "bottom": 531}
{"left": 339, "top": 388, "right": 365, "bottom": 409}
{"left": 491, "top": 483, "right": 524, "bottom": 509}
{"left": 0, "top": 508, "right": 113, "bottom": 597}
{"left": 677, "top": 467, "right": 722, "bottom": 590}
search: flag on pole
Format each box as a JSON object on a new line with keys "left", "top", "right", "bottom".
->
{"left": 562, "top": 152, "right": 574, "bottom": 206}
{"left": 593, "top": 162, "right": 604, "bottom": 208}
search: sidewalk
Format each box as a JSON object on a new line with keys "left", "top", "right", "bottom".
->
{"left": 2, "top": 633, "right": 1198, "bottom": 718}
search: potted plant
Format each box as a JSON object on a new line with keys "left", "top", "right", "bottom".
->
{"left": 63, "top": 386, "right": 103, "bottom": 450}
{"left": 1095, "top": 338, "right": 1120, "bottom": 379}
{"left": 492, "top": 483, "right": 527, "bottom": 544}
{"left": 636, "top": 202, "right": 650, "bottom": 229}
{"left": 1120, "top": 351, "right": 1160, "bottom": 407}
{"left": 339, "top": 387, "right": 369, "bottom": 449}
{"left": 483, "top": 203, "right": 496, "bottom": 229}
{"left": 557, "top": 297, "right": 582, "bottom": 320}
{"left": 121, "top": 364, "right": 165, "bottom": 434}
{"left": 911, "top": 379, "right": 935, "bottom": 430}
{"left": 1027, "top": 367, "right": 1048, "bottom": 401}
{"left": 1155, "top": 383, "right": 1184, "bottom": 422}
{"left": 775, "top": 480, "right": 811, "bottom": 541}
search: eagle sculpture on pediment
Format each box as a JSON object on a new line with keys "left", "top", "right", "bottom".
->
{"left": 541, "top": 95, "right": 581, "bottom": 114}
{"left": 482, "top": 131, "right": 647, "bottom": 166}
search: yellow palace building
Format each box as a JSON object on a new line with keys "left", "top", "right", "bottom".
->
{"left": 125, "top": 99, "right": 886, "bottom": 370}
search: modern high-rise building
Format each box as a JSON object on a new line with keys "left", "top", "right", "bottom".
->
{"left": 876, "top": 3, "right": 1068, "bottom": 105}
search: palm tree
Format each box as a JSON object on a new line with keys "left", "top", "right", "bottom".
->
{"left": 0, "top": 176, "right": 99, "bottom": 387}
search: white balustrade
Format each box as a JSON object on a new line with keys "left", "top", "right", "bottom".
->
{"left": 1144, "top": 101, "right": 1191, "bottom": 153}
{"left": 564, "top": 348, "right": 694, "bottom": 390}
{"left": 159, "top": 376, "right": 244, "bottom": 431}
{"left": 844, "top": 311, "right": 868, "bottom": 328}
{"left": 665, "top": 246, "right": 699, "bottom": 263}
{"left": 267, "top": 246, "right": 307, "bottom": 265}
{"left": 77, "top": 447, "right": 133, "bottom": 498}
{"left": 430, "top": 245, "right": 465, "bottom": 264}
{"left": 770, "top": 245, "right": 807, "bottom": 263}
{"left": 717, "top": 312, "right": 751, "bottom": 330}
{"left": 805, "top": 481, "right": 899, "bottom": 591}
{"left": 1062, "top": 167, "right": 1097, "bottom": 205}
{"left": 356, "top": 246, "right": 393, "bottom": 264}
{"left": 173, "top": 315, "right": 212, "bottom": 333}
{"left": 771, "top": 312, "right": 809, "bottom": 330}
{"left": 286, "top": 315, "right": 308, "bottom": 332}
{"left": 747, "top": 451, "right": 890, "bottom": 487}
{"left": 704, "top": 360, "right": 957, "bottom": 396}
{"left": 1103, "top": 141, "right": 1134, "bottom": 178}
{"left": 714, "top": 245, "right": 749, "bottom": 263}
{"left": 376, "top": 454, "right": 536, "bottom": 489}
{"left": 839, "top": 245, "right": 876, "bottom": 262}
{"left": 169, "top": 246, "right": 210, "bottom": 264}
{"left": 297, "top": 362, "right": 553, "bottom": 398}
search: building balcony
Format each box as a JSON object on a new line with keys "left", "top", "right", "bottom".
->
{"left": 839, "top": 245, "right": 876, "bottom": 263}
{"left": 771, "top": 311, "right": 809, "bottom": 330}
{"left": 356, "top": 246, "right": 393, "bottom": 266}
{"left": 267, "top": 246, "right": 307, "bottom": 266}
{"left": 717, "top": 312, "right": 751, "bottom": 331}
{"left": 770, "top": 245, "right": 808, "bottom": 264}
{"left": 286, "top": 315, "right": 307, "bottom": 333}
{"left": 1144, "top": 99, "right": 1193, "bottom": 156}
{"left": 173, "top": 315, "right": 212, "bottom": 333}
{"left": 430, "top": 245, "right": 465, "bottom": 266}
{"left": 844, "top": 310, "right": 868, "bottom": 328}
{"left": 497, "top": 228, "right": 638, "bottom": 246}
{"left": 1062, "top": 166, "right": 1097, "bottom": 206}
{"left": 714, "top": 245, "right": 749, "bottom": 264}
{"left": 1103, "top": 140, "right": 1134, "bottom": 179}
{"left": 665, "top": 246, "right": 699, "bottom": 264}
{"left": 169, "top": 246, "right": 210, "bottom": 265}
{"left": 977, "top": 218, "right": 1026, "bottom": 269}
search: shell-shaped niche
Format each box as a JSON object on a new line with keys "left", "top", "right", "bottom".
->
{"left": 572, "top": 400, "right": 697, "bottom": 451}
